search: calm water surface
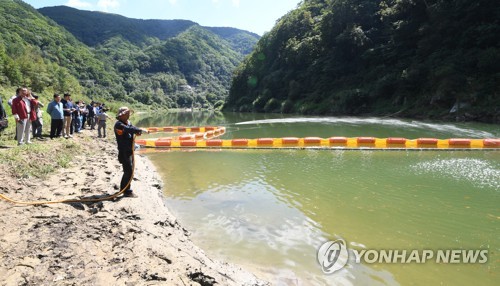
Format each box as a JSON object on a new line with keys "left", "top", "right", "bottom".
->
{"left": 136, "top": 112, "right": 499, "bottom": 285}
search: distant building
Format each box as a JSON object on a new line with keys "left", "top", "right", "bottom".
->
{"left": 179, "top": 84, "right": 193, "bottom": 92}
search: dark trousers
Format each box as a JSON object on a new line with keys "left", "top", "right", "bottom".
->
{"left": 50, "top": 119, "right": 63, "bottom": 138}
{"left": 32, "top": 120, "right": 42, "bottom": 138}
{"left": 81, "top": 115, "right": 87, "bottom": 129}
{"left": 119, "top": 151, "right": 134, "bottom": 191}
{"left": 88, "top": 115, "right": 95, "bottom": 129}
{"left": 72, "top": 116, "right": 81, "bottom": 133}
{"left": 70, "top": 117, "right": 75, "bottom": 134}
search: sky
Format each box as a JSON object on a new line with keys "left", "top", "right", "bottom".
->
{"left": 23, "top": 0, "right": 302, "bottom": 35}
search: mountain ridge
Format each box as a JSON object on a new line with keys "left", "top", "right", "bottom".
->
{"left": 0, "top": 1, "right": 259, "bottom": 109}
{"left": 38, "top": 5, "right": 259, "bottom": 49}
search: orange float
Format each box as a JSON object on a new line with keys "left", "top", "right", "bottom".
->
{"left": 257, "top": 138, "right": 274, "bottom": 145}
{"left": 304, "top": 137, "right": 322, "bottom": 144}
{"left": 135, "top": 126, "right": 498, "bottom": 150}
{"left": 179, "top": 135, "right": 194, "bottom": 141}
{"left": 282, "top": 137, "right": 300, "bottom": 144}
{"left": 206, "top": 139, "right": 223, "bottom": 146}
{"left": 155, "top": 139, "right": 171, "bottom": 147}
{"left": 448, "top": 138, "right": 471, "bottom": 146}
{"left": 232, "top": 139, "right": 249, "bottom": 146}
{"left": 386, "top": 137, "right": 407, "bottom": 145}
{"left": 180, "top": 140, "right": 197, "bottom": 147}
{"left": 329, "top": 137, "right": 348, "bottom": 144}
{"left": 483, "top": 139, "right": 500, "bottom": 147}
{"left": 417, "top": 138, "right": 438, "bottom": 145}
{"left": 357, "top": 137, "right": 376, "bottom": 144}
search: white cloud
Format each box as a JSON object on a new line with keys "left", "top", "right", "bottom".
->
{"left": 169, "top": 0, "right": 178, "bottom": 5}
{"left": 97, "top": 0, "right": 120, "bottom": 11}
{"left": 65, "top": 0, "right": 92, "bottom": 8}
{"left": 231, "top": 0, "right": 240, "bottom": 7}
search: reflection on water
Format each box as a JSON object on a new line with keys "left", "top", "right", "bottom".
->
{"left": 141, "top": 112, "right": 499, "bottom": 285}
{"left": 134, "top": 110, "right": 225, "bottom": 129}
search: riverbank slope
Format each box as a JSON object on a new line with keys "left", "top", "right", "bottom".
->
{"left": 0, "top": 130, "right": 266, "bottom": 285}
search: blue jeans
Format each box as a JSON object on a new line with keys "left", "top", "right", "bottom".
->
{"left": 75, "top": 116, "right": 82, "bottom": 132}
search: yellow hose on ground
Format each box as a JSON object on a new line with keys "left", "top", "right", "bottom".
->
{"left": 0, "top": 135, "right": 136, "bottom": 205}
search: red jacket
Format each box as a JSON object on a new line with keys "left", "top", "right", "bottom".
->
{"left": 11, "top": 96, "right": 36, "bottom": 121}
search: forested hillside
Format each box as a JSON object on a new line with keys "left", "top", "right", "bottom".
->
{"left": 226, "top": 0, "right": 499, "bottom": 122}
{"left": 38, "top": 5, "right": 260, "bottom": 108}
{"left": 0, "top": 0, "right": 118, "bottom": 99}
{"left": 0, "top": 1, "right": 259, "bottom": 109}
{"left": 38, "top": 6, "right": 195, "bottom": 46}
{"left": 39, "top": 6, "right": 260, "bottom": 54}
{"left": 92, "top": 26, "right": 244, "bottom": 107}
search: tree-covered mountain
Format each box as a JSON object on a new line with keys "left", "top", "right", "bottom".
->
{"left": 38, "top": 6, "right": 197, "bottom": 46}
{"left": 0, "top": 0, "right": 119, "bottom": 98}
{"left": 0, "top": 1, "right": 259, "bottom": 109}
{"left": 38, "top": 5, "right": 260, "bottom": 108}
{"left": 93, "top": 25, "right": 244, "bottom": 107}
{"left": 205, "top": 27, "right": 261, "bottom": 55}
{"left": 38, "top": 6, "right": 260, "bottom": 52}
{"left": 226, "top": 0, "right": 499, "bottom": 122}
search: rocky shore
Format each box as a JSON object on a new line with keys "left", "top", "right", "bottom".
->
{"left": 0, "top": 130, "right": 266, "bottom": 285}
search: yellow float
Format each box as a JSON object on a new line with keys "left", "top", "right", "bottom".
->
{"left": 136, "top": 126, "right": 500, "bottom": 150}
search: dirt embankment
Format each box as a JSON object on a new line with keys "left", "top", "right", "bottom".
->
{"left": 0, "top": 130, "right": 267, "bottom": 285}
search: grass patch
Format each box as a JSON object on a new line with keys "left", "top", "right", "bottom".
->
{"left": 0, "top": 137, "right": 83, "bottom": 179}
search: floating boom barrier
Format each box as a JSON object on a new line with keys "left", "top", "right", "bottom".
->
{"left": 136, "top": 126, "right": 500, "bottom": 150}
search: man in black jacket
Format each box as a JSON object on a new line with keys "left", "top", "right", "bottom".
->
{"left": 114, "top": 106, "right": 148, "bottom": 197}
{"left": 87, "top": 101, "right": 95, "bottom": 129}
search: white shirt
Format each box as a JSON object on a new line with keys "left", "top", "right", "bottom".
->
{"left": 23, "top": 97, "right": 31, "bottom": 114}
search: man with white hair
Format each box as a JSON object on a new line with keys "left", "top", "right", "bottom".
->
{"left": 11, "top": 88, "right": 36, "bottom": 145}
{"left": 114, "top": 107, "right": 148, "bottom": 197}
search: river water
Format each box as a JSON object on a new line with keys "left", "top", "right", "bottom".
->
{"left": 136, "top": 112, "right": 499, "bottom": 285}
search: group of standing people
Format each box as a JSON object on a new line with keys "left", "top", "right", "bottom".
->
{"left": 46, "top": 93, "right": 111, "bottom": 139}
{"left": 7, "top": 87, "right": 112, "bottom": 144}
{"left": 9, "top": 87, "right": 44, "bottom": 145}
{"left": 5, "top": 87, "right": 147, "bottom": 199}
